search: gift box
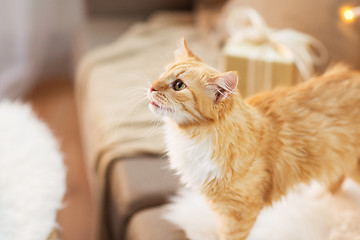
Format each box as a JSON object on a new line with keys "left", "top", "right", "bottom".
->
{"left": 220, "top": 6, "right": 328, "bottom": 97}
{"left": 223, "top": 41, "right": 301, "bottom": 97}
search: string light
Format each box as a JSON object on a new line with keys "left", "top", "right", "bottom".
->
{"left": 340, "top": 5, "right": 360, "bottom": 23}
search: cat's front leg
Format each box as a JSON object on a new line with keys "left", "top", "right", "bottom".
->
{"left": 216, "top": 204, "right": 262, "bottom": 240}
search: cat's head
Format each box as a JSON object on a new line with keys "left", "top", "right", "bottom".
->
{"left": 148, "top": 38, "right": 238, "bottom": 126}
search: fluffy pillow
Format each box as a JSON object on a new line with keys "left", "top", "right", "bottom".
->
{"left": 0, "top": 101, "right": 66, "bottom": 240}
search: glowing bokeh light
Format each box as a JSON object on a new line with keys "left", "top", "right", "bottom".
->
{"left": 344, "top": 9, "right": 355, "bottom": 21}
{"left": 340, "top": 6, "right": 360, "bottom": 23}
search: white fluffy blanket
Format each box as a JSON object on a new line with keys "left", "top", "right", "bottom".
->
{"left": 165, "top": 180, "right": 360, "bottom": 240}
{"left": 0, "top": 101, "right": 66, "bottom": 240}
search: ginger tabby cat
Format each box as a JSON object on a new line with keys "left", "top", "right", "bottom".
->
{"left": 148, "top": 39, "right": 360, "bottom": 240}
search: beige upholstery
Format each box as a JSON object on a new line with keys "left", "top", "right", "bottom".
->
{"left": 127, "top": 206, "right": 187, "bottom": 240}
{"left": 108, "top": 157, "right": 181, "bottom": 240}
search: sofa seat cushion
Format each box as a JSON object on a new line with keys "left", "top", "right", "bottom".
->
{"left": 108, "top": 156, "right": 181, "bottom": 239}
{"left": 127, "top": 206, "right": 187, "bottom": 240}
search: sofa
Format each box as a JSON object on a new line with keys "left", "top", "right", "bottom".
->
{"left": 75, "top": 1, "right": 360, "bottom": 239}
{"left": 75, "top": 7, "right": 222, "bottom": 240}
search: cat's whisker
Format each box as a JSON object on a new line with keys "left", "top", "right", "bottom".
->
{"left": 109, "top": 92, "right": 146, "bottom": 114}
{"left": 105, "top": 88, "right": 150, "bottom": 128}
{"left": 167, "top": 98, "right": 178, "bottom": 120}
{"left": 142, "top": 73, "right": 153, "bottom": 87}
{"left": 147, "top": 115, "right": 163, "bottom": 137}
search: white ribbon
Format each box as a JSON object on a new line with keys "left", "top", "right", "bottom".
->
{"left": 224, "top": 6, "right": 328, "bottom": 91}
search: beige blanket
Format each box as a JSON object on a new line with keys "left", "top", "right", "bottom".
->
{"left": 76, "top": 10, "right": 221, "bottom": 220}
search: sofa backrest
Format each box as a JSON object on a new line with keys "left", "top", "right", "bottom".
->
{"left": 86, "top": 0, "right": 194, "bottom": 16}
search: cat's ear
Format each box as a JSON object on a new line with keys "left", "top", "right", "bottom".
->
{"left": 207, "top": 71, "right": 238, "bottom": 102}
{"left": 174, "top": 38, "right": 201, "bottom": 61}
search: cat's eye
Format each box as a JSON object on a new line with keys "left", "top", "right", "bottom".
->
{"left": 172, "top": 79, "right": 187, "bottom": 91}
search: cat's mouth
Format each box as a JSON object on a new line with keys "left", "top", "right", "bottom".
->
{"left": 150, "top": 101, "right": 173, "bottom": 112}
{"left": 151, "top": 101, "right": 161, "bottom": 108}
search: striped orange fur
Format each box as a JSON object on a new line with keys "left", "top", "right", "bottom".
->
{"left": 148, "top": 39, "right": 360, "bottom": 240}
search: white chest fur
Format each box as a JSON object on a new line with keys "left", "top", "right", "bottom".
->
{"left": 164, "top": 123, "right": 222, "bottom": 189}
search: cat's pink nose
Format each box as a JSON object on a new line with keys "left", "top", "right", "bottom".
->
{"left": 150, "top": 85, "right": 157, "bottom": 93}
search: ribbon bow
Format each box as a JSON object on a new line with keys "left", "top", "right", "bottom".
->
{"left": 224, "top": 7, "right": 328, "bottom": 81}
